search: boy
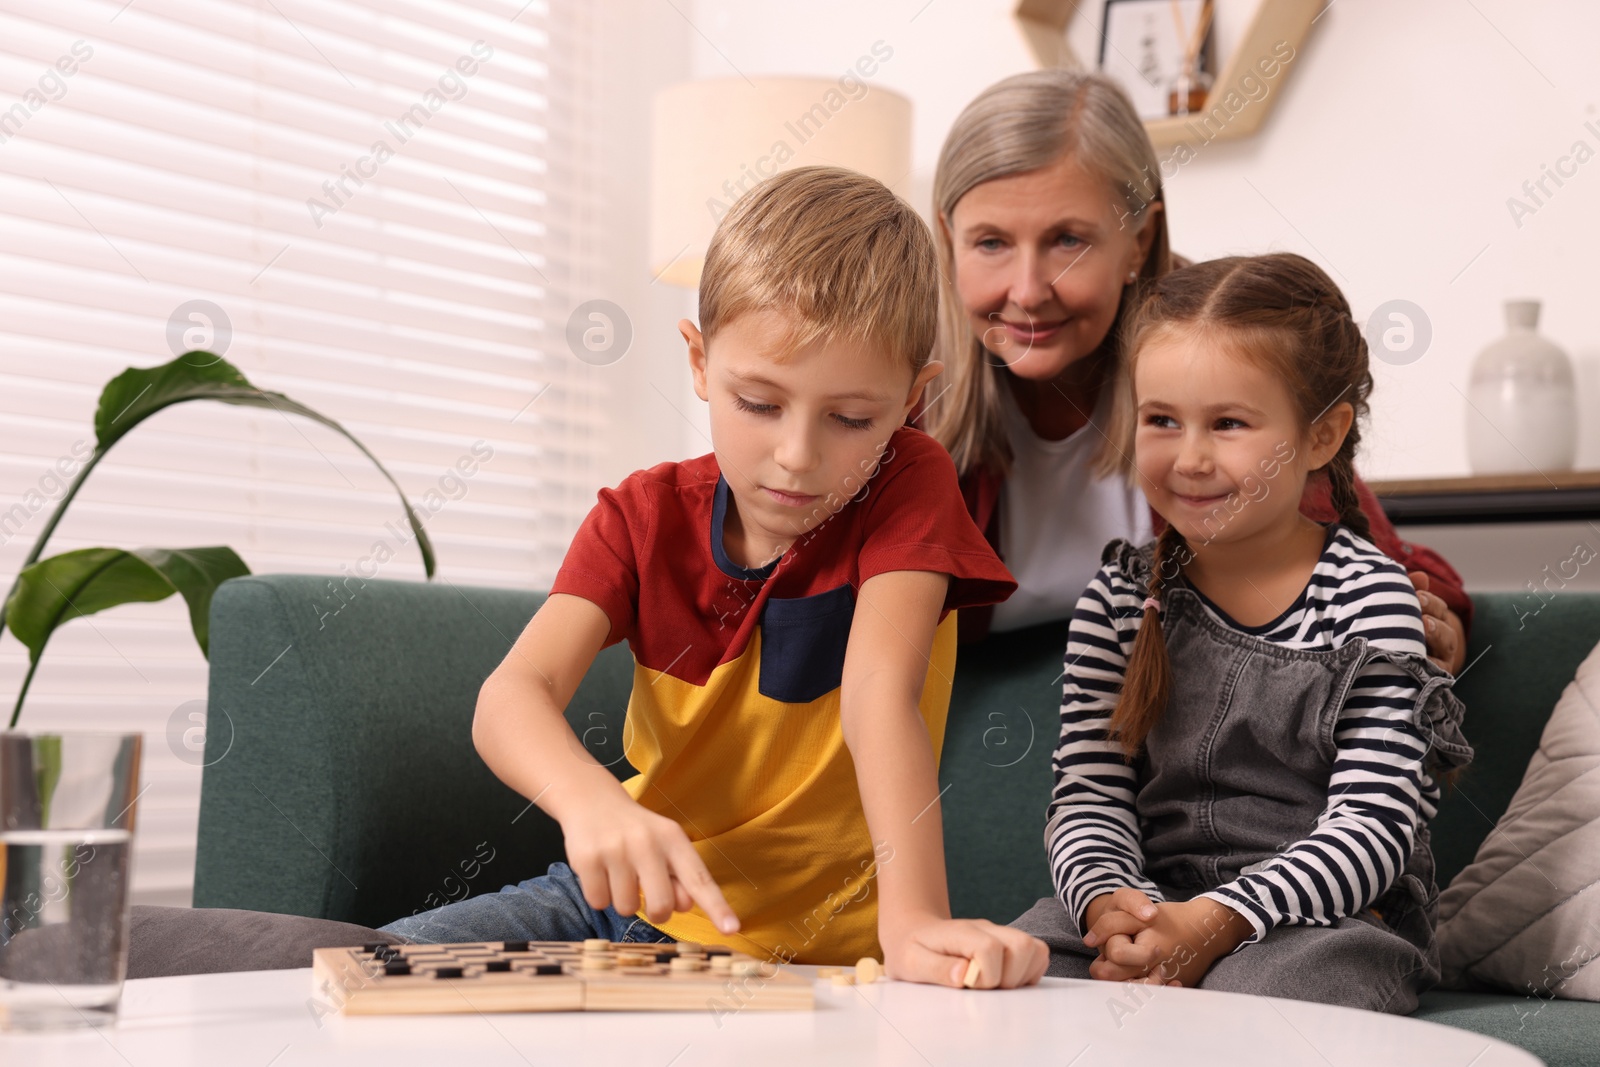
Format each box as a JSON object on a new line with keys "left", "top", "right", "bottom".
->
{"left": 382, "top": 167, "right": 1047, "bottom": 988}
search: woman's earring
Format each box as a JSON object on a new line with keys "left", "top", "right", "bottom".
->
{"left": 1126, "top": 270, "right": 1137, "bottom": 284}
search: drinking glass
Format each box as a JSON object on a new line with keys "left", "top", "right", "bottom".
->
{"left": 0, "top": 732, "right": 142, "bottom": 1030}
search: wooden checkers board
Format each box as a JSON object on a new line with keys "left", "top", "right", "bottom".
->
{"left": 311, "top": 939, "right": 815, "bottom": 1015}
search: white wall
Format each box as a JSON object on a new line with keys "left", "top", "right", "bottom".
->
{"left": 1396, "top": 521, "right": 1600, "bottom": 593}
{"left": 679, "top": 0, "right": 1600, "bottom": 481}
{"left": 589, "top": 2, "right": 699, "bottom": 486}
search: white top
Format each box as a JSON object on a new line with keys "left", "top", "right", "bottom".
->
{"left": 14, "top": 966, "right": 1538, "bottom": 1066}
{"left": 989, "top": 382, "right": 1153, "bottom": 632}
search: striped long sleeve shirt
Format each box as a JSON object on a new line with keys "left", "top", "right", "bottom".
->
{"left": 1045, "top": 525, "right": 1439, "bottom": 944}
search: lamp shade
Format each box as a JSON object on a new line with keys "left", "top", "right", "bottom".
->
{"left": 649, "top": 76, "right": 912, "bottom": 289}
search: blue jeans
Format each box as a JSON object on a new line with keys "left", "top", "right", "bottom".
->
{"left": 378, "top": 863, "right": 674, "bottom": 947}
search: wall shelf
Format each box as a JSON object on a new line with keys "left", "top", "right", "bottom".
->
{"left": 1014, "top": 0, "right": 1323, "bottom": 149}
{"left": 1369, "top": 471, "right": 1600, "bottom": 526}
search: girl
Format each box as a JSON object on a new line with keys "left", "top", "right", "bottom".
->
{"left": 921, "top": 69, "right": 1471, "bottom": 674}
{"left": 1011, "top": 253, "right": 1472, "bottom": 1013}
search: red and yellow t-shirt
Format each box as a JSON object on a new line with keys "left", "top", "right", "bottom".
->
{"left": 551, "top": 427, "right": 1015, "bottom": 964}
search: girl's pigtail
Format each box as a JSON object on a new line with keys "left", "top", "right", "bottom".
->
{"left": 1110, "top": 524, "right": 1185, "bottom": 758}
{"left": 1314, "top": 306, "right": 1374, "bottom": 543}
{"left": 1324, "top": 450, "right": 1371, "bottom": 541}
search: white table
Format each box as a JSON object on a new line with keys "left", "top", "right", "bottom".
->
{"left": 0, "top": 966, "right": 1541, "bottom": 1067}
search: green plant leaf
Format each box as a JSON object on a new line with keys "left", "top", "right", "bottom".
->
{"left": 94, "top": 353, "right": 435, "bottom": 577}
{"left": 6, "top": 546, "right": 250, "bottom": 660}
{"left": 132, "top": 548, "right": 255, "bottom": 654}
{"left": 5, "top": 547, "right": 251, "bottom": 726}
{"left": 94, "top": 356, "right": 259, "bottom": 452}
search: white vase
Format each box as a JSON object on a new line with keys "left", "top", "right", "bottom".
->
{"left": 1465, "top": 300, "right": 1578, "bottom": 475}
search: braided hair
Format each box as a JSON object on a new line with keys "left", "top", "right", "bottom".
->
{"left": 1107, "top": 253, "right": 1374, "bottom": 758}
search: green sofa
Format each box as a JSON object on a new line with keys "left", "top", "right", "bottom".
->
{"left": 194, "top": 575, "right": 1600, "bottom": 1064}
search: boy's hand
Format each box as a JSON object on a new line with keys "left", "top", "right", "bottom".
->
{"left": 559, "top": 790, "right": 741, "bottom": 936}
{"left": 841, "top": 572, "right": 1045, "bottom": 991}
{"left": 885, "top": 916, "right": 1048, "bottom": 989}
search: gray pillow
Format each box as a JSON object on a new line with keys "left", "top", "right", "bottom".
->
{"left": 126, "top": 905, "right": 404, "bottom": 978}
{"left": 1437, "top": 639, "right": 1600, "bottom": 1000}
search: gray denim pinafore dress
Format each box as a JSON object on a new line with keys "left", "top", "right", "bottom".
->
{"left": 1012, "top": 540, "right": 1473, "bottom": 1014}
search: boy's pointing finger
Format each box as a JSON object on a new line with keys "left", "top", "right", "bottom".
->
{"left": 668, "top": 841, "right": 740, "bottom": 934}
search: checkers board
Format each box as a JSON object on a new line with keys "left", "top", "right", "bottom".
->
{"left": 311, "top": 939, "right": 815, "bottom": 1015}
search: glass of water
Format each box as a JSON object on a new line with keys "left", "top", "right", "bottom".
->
{"left": 0, "top": 732, "right": 142, "bottom": 1030}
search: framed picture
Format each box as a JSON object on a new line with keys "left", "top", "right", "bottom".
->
{"left": 1097, "top": 0, "right": 1215, "bottom": 121}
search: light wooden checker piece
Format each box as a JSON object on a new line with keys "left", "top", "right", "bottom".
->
{"left": 312, "top": 941, "right": 814, "bottom": 1015}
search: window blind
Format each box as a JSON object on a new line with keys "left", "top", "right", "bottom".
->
{"left": 0, "top": 0, "right": 604, "bottom": 906}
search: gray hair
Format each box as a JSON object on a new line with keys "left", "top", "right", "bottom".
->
{"left": 923, "top": 69, "right": 1171, "bottom": 478}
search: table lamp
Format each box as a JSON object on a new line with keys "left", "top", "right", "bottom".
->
{"left": 649, "top": 76, "right": 913, "bottom": 289}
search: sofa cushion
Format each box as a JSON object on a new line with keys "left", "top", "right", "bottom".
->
{"left": 1436, "top": 636, "right": 1600, "bottom": 999}
{"left": 1431, "top": 595, "right": 1600, "bottom": 889}
{"left": 1414, "top": 990, "right": 1600, "bottom": 1067}
{"left": 126, "top": 905, "right": 400, "bottom": 978}
{"left": 941, "top": 619, "right": 1067, "bottom": 923}
{"left": 194, "top": 577, "right": 631, "bottom": 928}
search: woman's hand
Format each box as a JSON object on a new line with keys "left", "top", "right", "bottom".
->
{"left": 1409, "top": 571, "right": 1467, "bottom": 674}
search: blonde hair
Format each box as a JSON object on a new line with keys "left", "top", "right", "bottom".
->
{"left": 923, "top": 70, "right": 1172, "bottom": 478}
{"left": 697, "top": 165, "right": 938, "bottom": 374}
{"left": 1113, "top": 254, "right": 1375, "bottom": 758}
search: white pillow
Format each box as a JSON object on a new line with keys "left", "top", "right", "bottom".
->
{"left": 1437, "top": 638, "right": 1600, "bottom": 1000}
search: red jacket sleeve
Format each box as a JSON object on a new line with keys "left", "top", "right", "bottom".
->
{"left": 1300, "top": 474, "right": 1473, "bottom": 635}
{"left": 1356, "top": 477, "right": 1473, "bottom": 635}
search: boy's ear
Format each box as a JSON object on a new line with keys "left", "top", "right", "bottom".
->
{"left": 680, "top": 319, "right": 709, "bottom": 402}
{"left": 903, "top": 360, "right": 944, "bottom": 416}
{"left": 1308, "top": 401, "right": 1355, "bottom": 470}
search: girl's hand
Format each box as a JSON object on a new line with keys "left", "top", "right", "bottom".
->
{"left": 1409, "top": 571, "right": 1467, "bottom": 674}
{"left": 1082, "top": 888, "right": 1159, "bottom": 948}
{"left": 1083, "top": 886, "right": 1159, "bottom": 941}
{"left": 1088, "top": 898, "right": 1253, "bottom": 986}
{"left": 884, "top": 915, "right": 1048, "bottom": 989}
{"left": 1082, "top": 887, "right": 1164, "bottom": 982}
{"left": 558, "top": 791, "right": 740, "bottom": 935}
